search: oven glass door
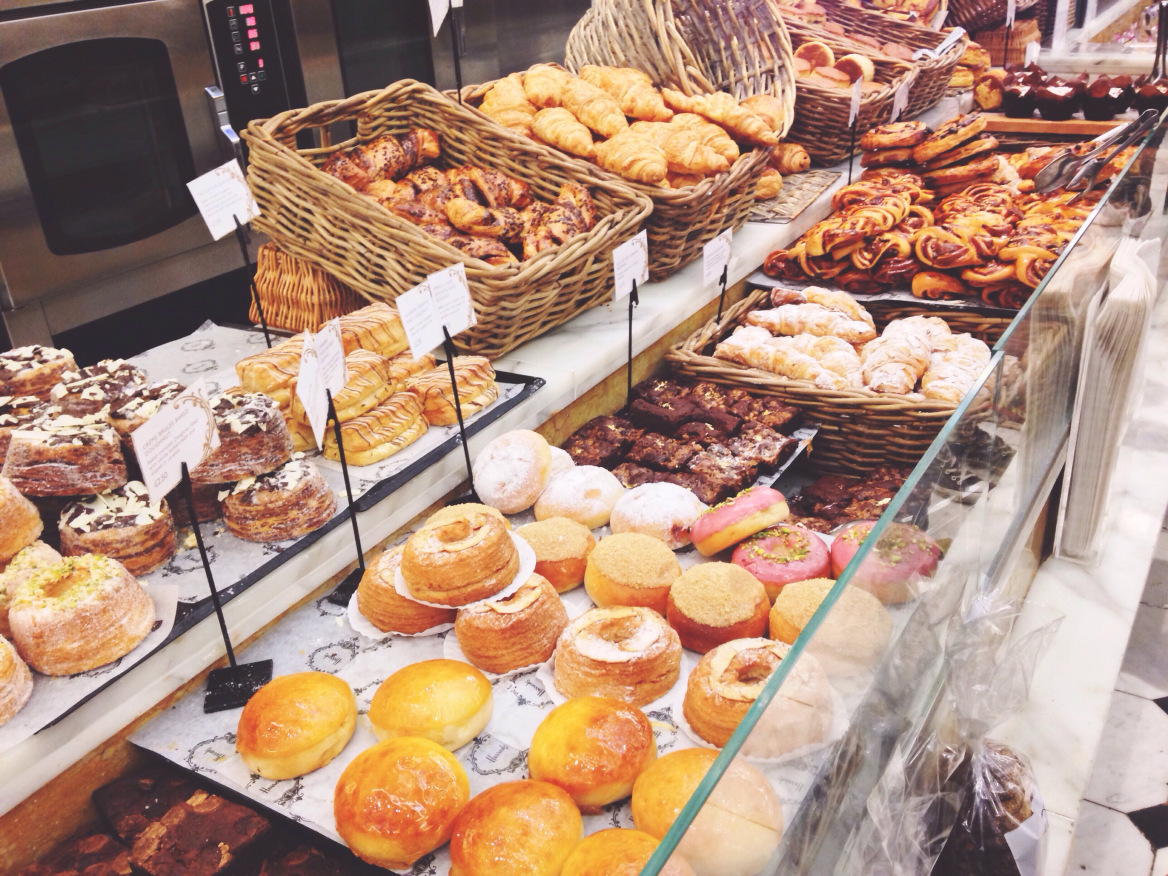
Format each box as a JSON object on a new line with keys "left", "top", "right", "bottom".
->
{"left": 1, "top": 37, "right": 198, "bottom": 256}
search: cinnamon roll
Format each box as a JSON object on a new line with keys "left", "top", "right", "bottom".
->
{"left": 401, "top": 505, "right": 519, "bottom": 606}
{"left": 356, "top": 545, "right": 456, "bottom": 634}
{"left": 2, "top": 413, "right": 127, "bottom": 497}
{"left": 0, "top": 475, "right": 43, "bottom": 564}
{"left": 0, "top": 346, "right": 76, "bottom": 400}
{"left": 59, "top": 481, "right": 177, "bottom": 575}
{"left": 221, "top": 457, "right": 337, "bottom": 542}
{"left": 0, "top": 635, "right": 32, "bottom": 727}
{"left": 49, "top": 359, "right": 146, "bottom": 418}
{"left": 455, "top": 573, "right": 569, "bottom": 673}
{"left": 189, "top": 391, "right": 292, "bottom": 484}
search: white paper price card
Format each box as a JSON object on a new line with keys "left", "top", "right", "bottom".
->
{"left": 612, "top": 230, "right": 649, "bottom": 301}
{"left": 931, "top": 7, "right": 948, "bottom": 28}
{"left": 296, "top": 335, "right": 328, "bottom": 449}
{"left": 132, "top": 381, "right": 221, "bottom": 506}
{"left": 703, "top": 229, "right": 733, "bottom": 286}
{"left": 429, "top": 0, "right": 463, "bottom": 36}
{"left": 1024, "top": 40, "right": 1041, "bottom": 64}
{"left": 186, "top": 159, "right": 260, "bottom": 241}
{"left": 892, "top": 80, "right": 911, "bottom": 121}
{"left": 314, "top": 319, "right": 346, "bottom": 398}
{"left": 428, "top": 263, "right": 476, "bottom": 335}
{"left": 848, "top": 78, "right": 863, "bottom": 126}
{"left": 397, "top": 264, "right": 477, "bottom": 360}
{"left": 1006, "top": 0, "right": 1017, "bottom": 27}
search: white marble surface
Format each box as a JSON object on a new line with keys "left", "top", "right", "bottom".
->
{"left": 1083, "top": 691, "right": 1168, "bottom": 812}
{"left": 1116, "top": 602, "right": 1168, "bottom": 699}
{"left": 1065, "top": 801, "right": 1154, "bottom": 876}
{"left": 1153, "top": 846, "right": 1168, "bottom": 876}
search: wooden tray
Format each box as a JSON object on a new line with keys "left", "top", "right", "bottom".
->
{"left": 980, "top": 115, "right": 1126, "bottom": 136}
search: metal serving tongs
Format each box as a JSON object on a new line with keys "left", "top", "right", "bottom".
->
{"left": 1063, "top": 108, "right": 1159, "bottom": 203}
{"left": 1032, "top": 109, "right": 1157, "bottom": 194}
{"left": 912, "top": 26, "right": 967, "bottom": 61}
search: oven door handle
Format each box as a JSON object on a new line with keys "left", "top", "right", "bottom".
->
{"left": 204, "top": 85, "right": 245, "bottom": 167}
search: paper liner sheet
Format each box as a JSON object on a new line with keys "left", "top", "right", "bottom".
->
{"left": 346, "top": 591, "right": 453, "bottom": 640}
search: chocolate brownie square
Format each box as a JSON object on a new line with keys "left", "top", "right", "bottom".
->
{"left": 627, "top": 398, "right": 698, "bottom": 433}
{"left": 861, "top": 465, "right": 912, "bottom": 491}
{"left": 851, "top": 483, "right": 898, "bottom": 503}
{"left": 685, "top": 403, "right": 741, "bottom": 437}
{"left": 786, "top": 514, "right": 835, "bottom": 533}
{"left": 686, "top": 382, "right": 728, "bottom": 407}
{"left": 634, "top": 378, "right": 691, "bottom": 406}
{"left": 16, "top": 834, "right": 131, "bottom": 876}
{"left": 588, "top": 415, "right": 644, "bottom": 448}
{"left": 258, "top": 846, "right": 346, "bottom": 876}
{"left": 661, "top": 471, "right": 733, "bottom": 506}
{"left": 129, "top": 791, "right": 271, "bottom": 876}
{"left": 94, "top": 766, "right": 199, "bottom": 845}
{"left": 625, "top": 433, "right": 702, "bottom": 472}
{"left": 844, "top": 497, "right": 895, "bottom": 520}
{"left": 689, "top": 445, "right": 759, "bottom": 486}
{"left": 562, "top": 433, "right": 622, "bottom": 468}
{"left": 676, "top": 421, "right": 727, "bottom": 446}
{"left": 801, "top": 474, "right": 861, "bottom": 505}
{"left": 729, "top": 431, "right": 798, "bottom": 469}
{"left": 612, "top": 462, "right": 662, "bottom": 488}
{"left": 740, "top": 397, "right": 803, "bottom": 435}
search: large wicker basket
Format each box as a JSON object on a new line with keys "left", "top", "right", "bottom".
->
{"left": 242, "top": 80, "right": 652, "bottom": 359}
{"left": 458, "top": 76, "right": 772, "bottom": 283}
{"left": 250, "top": 243, "right": 365, "bottom": 333}
{"left": 665, "top": 285, "right": 1006, "bottom": 473}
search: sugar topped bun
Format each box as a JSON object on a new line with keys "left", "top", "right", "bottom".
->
{"left": 609, "top": 483, "right": 707, "bottom": 550}
{"left": 535, "top": 465, "right": 625, "bottom": 529}
{"left": 236, "top": 672, "right": 357, "bottom": 780}
{"left": 666, "top": 563, "right": 770, "bottom": 654}
{"left": 473, "top": 430, "right": 553, "bottom": 514}
{"left": 770, "top": 578, "right": 893, "bottom": 673}
{"left": 561, "top": 829, "right": 696, "bottom": 876}
{"left": 368, "top": 659, "right": 492, "bottom": 750}
{"left": 516, "top": 517, "right": 596, "bottom": 593}
{"left": 584, "top": 532, "right": 680, "bottom": 615}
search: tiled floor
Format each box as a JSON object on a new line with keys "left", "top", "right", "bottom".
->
{"left": 1067, "top": 520, "right": 1168, "bottom": 873}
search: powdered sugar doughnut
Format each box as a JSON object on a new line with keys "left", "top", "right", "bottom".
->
{"left": 472, "top": 430, "right": 553, "bottom": 514}
{"left": 610, "top": 483, "right": 708, "bottom": 550}
{"left": 549, "top": 446, "right": 575, "bottom": 478}
{"left": 535, "top": 466, "right": 625, "bottom": 529}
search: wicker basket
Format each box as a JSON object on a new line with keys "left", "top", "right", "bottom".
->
{"left": 565, "top": 0, "right": 798, "bottom": 132}
{"left": 242, "top": 81, "right": 651, "bottom": 359}
{"left": 249, "top": 243, "right": 365, "bottom": 333}
{"left": 949, "top": 0, "right": 1040, "bottom": 33}
{"left": 812, "top": 1, "right": 968, "bottom": 117}
{"left": 665, "top": 285, "right": 1005, "bottom": 473}
{"left": 861, "top": 299, "right": 1013, "bottom": 342}
{"left": 974, "top": 16, "right": 1041, "bottom": 64}
{"left": 457, "top": 77, "right": 772, "bottom": 282}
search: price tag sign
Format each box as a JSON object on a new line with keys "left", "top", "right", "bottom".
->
{"left": 314, "top": 319, "right": 347, "bottom": 397}
{"left": 1006, "top": 0, "right": 1017, "bottom": 27}
{"left": 891, "top": 80, "right": 912, "bottom": 121}
{"left": 1024, "top": 40, "right": 1041, "bottom": 64}
{"left": 186, "top": 160, "right": 260, "bottom": 241}
{"left": 612, "top": 230, "right": 649, "bottom": 302}
{"left": 703, "top": 229, "right": 733, "bottom": 286}
{"left": 931, "top": 7, "right": 948, "bottom": 28}
{"left": 295, "top": 335, "right": 328, "bottom": 448}
{"left": 397, "top": 264, "right": 477, "bottom": 359}
{"left": 132, "top": 381, "right": 221, "bottom": 505}
{"left": 848, "top": 78, "right": 863, "bottom": 126}
{"left": 429, "top": 263, "right": 476, "bottom": 334}
{"left": 428, "top": 0, "right": 463, "bottom": 35}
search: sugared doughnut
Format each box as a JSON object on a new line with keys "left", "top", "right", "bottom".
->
{"left": 0, "top": 475, "right": 42, "bottom": 565}
{"left": 401, "top": 505, "right": 519, "bottom": 606}
{"left": 528, "top": 696, "right": 657, "bottom": 813}
{"left": 682, "top": 637, "right": 833, "bottom": 758}
{"left": 455, "top": 574, "right": 569, "bottom": 673}
{"left": 609, "top": 483, "right": 708, "bottom": 550}
{"left": 236, "top": 672, "right": 357, "bottom": 779}
{"left": 731, "top": 524, "right": 831, "bottom": 601}
{"left": 515, "top": 517, "right": 595, "bottom": 593}
{"left": 356, "top": 545, "right": 456, "bottom": 634}
{"left": 561, "top": 829, "right": 696, "bottom": 876}
{"left": 472, "top": 429, "right": 553, "bottom": 514}
{"left": 690, "top": 486, "right": 790, "bottom": 557}
{"left": 666, "top": 563, "right": 769, "bottom": 654}
{"left": 584, "top": 532, "right": 680, "bottom": 615}
{"left": 535, "top": 465, "right": 625, "bottom": 529}
{"left": 368, "top": 659, "right": 492, "bottom": 750}
{"left": 770, "top": 578, "right": 893, "bottom": 673}
{"left": 831, "top": 520, "right": 941, "bottom": 604}
{"left": 0, "top": 635, "right": 32, "bottom": 727}
{"left": 549, "top": 446, "right": 575, "bottom": 478}
{"left": 554, "top": 606, "right": 682, "bottom": 706}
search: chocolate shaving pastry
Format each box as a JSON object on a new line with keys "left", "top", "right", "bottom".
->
{"left": 109, "top": 380, "right": 185, "bottom": 441}
{"left": 49, "top": 359, "right": 146, "bottom": 417}
{"left": 0, "top": 345, "right": 77, "bottom": 400}
{"left": 59, "top": 480, "right": 177, "bottom": 575}
{"left": 221, "top": 457, "right": 337, "bottom": 543}
{"left": 189, "top": 391, "right": 292, "bottom": 485}
{"left": 0, "top": 395, "right": 48, "bottom": 463}
{"left": 1, "top": 412, "right": 128, "bottom": 497}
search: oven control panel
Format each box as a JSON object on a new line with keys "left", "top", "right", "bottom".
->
{"left": 204, "top": 0, "right": 292, "bottom": 138}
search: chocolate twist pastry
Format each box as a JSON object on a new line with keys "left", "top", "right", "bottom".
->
{"left": 836, "top": 269, "right": 890, "bottom": 295}
{"left": 798, "top": 251, "right": 849, "bottom": 280}
{"left": 961, "top": 261, "right": 1016, "bottom": 287}
{"left": 850, "top": 232, "right": 912, "bottom": 272}
{"left": 872, "top": 257, "right": 919, "bottom": 287}
{"left": 444, "top": 198, "right": 524, "bottom": 243}
{"left": 980, "top": 282, "right": 1031, "bottom": 309}
{"left": 763, "top": 244, "right": 808, "bottom": 280}
{"left": 1014, "top": 254, "right": 1054, "bottom": 288}
{"left": 913, "top": 227, "right": 982, "bottom": 269}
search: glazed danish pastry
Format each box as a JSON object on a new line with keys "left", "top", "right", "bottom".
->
{"left": 455, "top": 573, "right": 569, "bottom": 673}
{"left": 221, "top": 458, "right": 337, "bottom": 543}
{"left": 407, "top": 357, "right": 498, "bottom": 426}
{"left": 0, "top": 542, "right": 60, "bottom": 639}
{"left": 59, "top": 481, "right": 177, "bottom": 575}
{"left": 859, "top": 120, "right": 929, "bottom": 151}
{"left": 337, "top": 302, "right": 408, "bottom": 358}
{"left": 554, "top": 606, "right": 682, "bottom": 706}
{"left": 2, "top": 414, "right": 127, "bottom": 497}
{"left": 386, "top": 351, "right": 437, "bottom": 393}
{"left": 290, "top": 349, "right": 393, "bottom": 432}
{"left": 49, "top": 359, "right": 146, "bottom": 417}
{"left": 9, "top": 554, "right": 155, "bottom": 676}
{"left": 189, "top": 391, "right": 292, "bottom": 484}
{"left": 0, "top": 635, "right": 32, "bottom": 727}
{"left": 321, "top": 392, "right": 428, "bottom": 466}
{"left": 235, "top": 336, "right": 303, "bottom": 409}
{"left": 0, "top": 346, "right": 76, "bottom": 400}
{"left": 0, "top": 475, "right": 43, "bottom": 565}
{"left": 401, "top": 506, "right": 519, "bottom": 606}
{"left": 911, "top": 112, "right": 987, "bottom": 164}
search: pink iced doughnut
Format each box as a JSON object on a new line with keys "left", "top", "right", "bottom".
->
{"left": 731, "top": 524, "right": 831, "bottom": 601}
{"left": 690, "top": 486, "right": 790, "bottom": 557}
{"left": 830, "top": 520, "right": 942, "bottom": 604}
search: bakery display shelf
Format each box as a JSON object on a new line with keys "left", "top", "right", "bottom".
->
{"left": 980, "top": 113, "right": 1129, "bottom": 136}
{"left": 749, "top": 171, "right": 844, "bottom": 225}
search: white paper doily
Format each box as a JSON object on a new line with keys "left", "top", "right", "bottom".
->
{"left": 393, "top": 531, "right": 537, "bottom": 609}
{"left": 346, "top": 590, "right": 453, "bottom": 640}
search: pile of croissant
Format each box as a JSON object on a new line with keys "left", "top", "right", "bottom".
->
{"left": 713, "top": 286, "right": 991, "bottom": 401}
{"left": 763, "top": 172, "right": 1099, "bottom": 308}
{"left": 471, "top": 63, "right": 806, "bottom": 194}
{"left": 320, "top": 127, "right": 598, "bottom": 265}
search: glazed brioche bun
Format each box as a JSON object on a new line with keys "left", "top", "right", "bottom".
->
{"left": 769, "top": 578, "right": 893, "bottom": 674}
{"left": 368, "top": 659, "right": 492, "bottom": 750}
{"left": 236, "top": 672, "right": 356, "bottom": 780}
{"left": 666, "top": 563, "right": 770, "bottom": 654}
{"left": 449, "top": 780, "right": 583, "bottom": 876}
{"left": 632, "top": 749, "right": 783, "bottom": 876}
{"left": 334, "top": 737, "right": 470, "bottom": 870}
{"left": 561, "top": 829, "right": 696, "bottom": 876}
{"left": 472, "top": 430, "right": 552, "bottom": 514}
{"left": 516, "top": 517, "right": 596, "bottom": 593}
{"left": 835, "top": 53, "right": 875, "bottom": 83}
{"left": 690, "top": 486, "right": 789, "bottom": 557}
{"left": 794, "top": 40, "right": 835, "bottom": 69}
{"left": 528, "top": 696, "right": 657, "bottom": 813}
{"left": 584, "top": 532, "right": 681, "bottom": 615}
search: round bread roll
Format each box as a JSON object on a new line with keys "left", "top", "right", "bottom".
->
{"left": 356, "top": 545, "right": 456, "bottom": 634}
{"left": 690, "top": 486, "right": 789, "bottom": 557}
{"left": 515, "top": 517, "right": 596, "bottom": 593}
{"left": 549, "top": 445, "right": 575, "bottom": 478}
{"left": 731, "top": 524, "right": 832, "bottom": 601}
{"left": 830, "top": 520, "right": 942, "bottom": 604}
{"left": 368, "top": 659, "right": 492, "bottom": 750}
{"left": 811, "top": 66, "right": 852, "bottom": 89}
{"left": 770, "top": 578, "right": 893, "bottom": 674}
{"left": 455, "top": 574, "right": 569, "bottom": 673}
{"left": 334, "top": 737, "right": 470, "bottom": 870}
{"left": 528, "top": 696, "right": 657, "bottom": 813}
{"left": 666, "top": 563, "right": 770, "bottom": 654}
{"left": 535, "top": 465, "right": 625, "bottom": 529}
{"left": 561, "top": 829, "right": 696, "bottom": 876}
{"left": 609, "top": 483, "right": 708, "bottom": 550}
{"left": 472, "top": 430, "right": 552, "bottom": 514}
{"left": 835, "top": 53, "right": 875, "bottom": 83}
{"left": 632, "top": 749, "right": 783, "bottom": 876}
{"left": 584, "top": 532, "right": 681, "bottom": 615}
{"left": 236, "top": 672, "right": 357, "bottom": 780}
{"left": 794, "top": 40, "right": 835, "bottom": 69}
{"left": 449, "top": 780, "right": 583, "bottom": 876}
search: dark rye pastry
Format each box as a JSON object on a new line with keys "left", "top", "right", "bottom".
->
{"left": 110, "top": 380, "right": 185, "bottom": 441}
{"left": 221, "top": 457, "right": 337, "bottom": 542}
{"left": 189, "top": 391, "right": 292, "bottom": 485}
{"left": 0, "top": 395, "right": 48, "bottom": 463}
{"left": 14, "top": 833, "right": 131, "bottom": 876}
{"left": 129, "top": 790, "right": 272, "bottom": 876}
{"left": 0, "top": 345, "right": 76, "bottom": 400}
{"left": 93, "top": 766, "right": 199, "bottom": 846}
{"left": 49, "top": 359, "right": 147, "bottom": 418}
{"left": 1, "top": 413, "right": 127, "bottom": 496}
{"left": 59, "top": 481, "right": 177, "bottom": 575}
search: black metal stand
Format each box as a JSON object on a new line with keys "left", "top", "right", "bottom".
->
{"left": 233, "top": 215, "right": 271, "bottom": 348}
{"left": 442, "top": 326, "right": 477, "bottom": 496}
{"left": 449, "top": 0, "right": 464, "bottom": 103}
{"left": 847, "top": 122, "right": 858, "bottom": 185}
{"left": 185, "top": 463, "right": 272, "bottom": 712}
{"left": 626, "top": 279, "right": 640, "bottom": 409}
{"left": 325, "top": 390, "right": 368, "bottom": 606}
{"left": 715, "top": 264, "right": 729, "bottom": 322}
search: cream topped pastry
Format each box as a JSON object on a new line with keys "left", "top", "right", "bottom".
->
{"left": 49, "top": 359, "right": 147, "bottom": 417}
{"left": 0, "top": 345, "right": 76, "bottom": 399}
{"left": 189, "top": 390, "right": 292, "bottom": 484}
{"left": 221, "top": 457, "right": 337, "bottom": 543}
{"left": 59, "top": 481, "right": 176, "bottom": 575}
{"left": 109, "top": 379, "right": 185, "bottom": 439}
{"left": 1, "top": 411, "right": 127, "bottom": 496}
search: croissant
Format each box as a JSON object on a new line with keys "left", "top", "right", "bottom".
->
{"left": 364, "top": 179, "right": 412, "bottom": 202}
{"left": 770, "top": 142, "right": 811, "bottom": 174}
{"left": 660, "top": 89, "right": 778, "bottom": 147}
{"left": 482, "top": 73, "right": 537, "bottom": 136}
{"left": 402, "top": 166, "right": 447, "bottom": 193}
{"left": 444, "top": 198, "right": 524, "bottom": 243}
{"left": 524, "top": 64, "right": 571, "bottom": 108}
{"left": 746, "top": 304, "right": 877, "bottom": 344}
{"left": 757, "top": 168, "right": 783, "bottom": 199}
{"left": 740, "top": 94, "right": 787, "bottom": 133}
{"left": 666, "top": 171, "right": 704, "bottom": 188}
{"left": 921, "top": 334, "right": 990, "bottom": 402}
{"left": 562, "top": 78, "right": 629, "bottom": 138}
{"left": 520, "top": 203, "right": 556, "bottom": 259}
{"left": 533, "top": 107, "right": 596, "bottom": 159}
{"left": 770, "top": 286, "right": 874, "bottom": 327}
{"left": 714, "top": 326, "right": 848, "bottom": 390}
{"left": 784, "top": 334, "right": 864, "bottom": 387}
{"left": 449, "top": 235, "right": 519, "bottom": 266}
{"left": 628, "top": 121, "right": 730, "bottom": 175}
{"left": 670, "top": 114, "right": 740, "bottom": 163}
{"left": 593, "top": 130, "right": 667, "bottom": 184}
{"left": 580, "top": 65, "right": 673, "bottom": 122}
